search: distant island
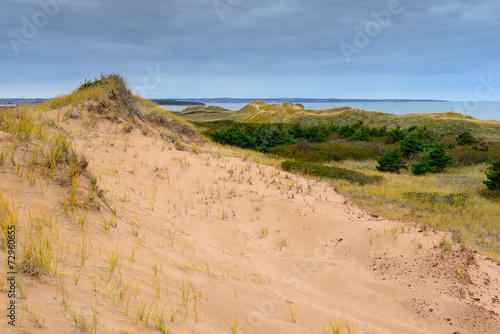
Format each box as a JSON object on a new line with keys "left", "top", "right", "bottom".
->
{"left": 0, "top": 98, "right": 205, "bottom": 107}
{"left": 162, "top": 98, "right": 449, "bottom": 104}
{"left": 1, "top": 98, "right": 48, "bottom": 106}
{"left": 1, "top": 97, "right": 449, "bottom": 107}
{"left": 151, "top": 99, "right": 204, "bottom": 106}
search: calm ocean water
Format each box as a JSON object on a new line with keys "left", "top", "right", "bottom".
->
{"left": 162, "top": 101, "right": 500, "bottom": 121}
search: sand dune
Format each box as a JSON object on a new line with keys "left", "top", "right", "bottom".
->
{"left": 1, "top": 104, "right": 500, "bottom": 334}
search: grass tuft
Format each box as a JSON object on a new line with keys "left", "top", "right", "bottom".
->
{"left": 281, "top": 160, "right": 383, "bottom": 185}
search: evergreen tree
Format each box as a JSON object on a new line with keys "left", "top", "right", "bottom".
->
{"left": 288, "top": 122, "right": 306, "bottom": 139}
{"left": 351, "top": 126, "right": 371, "bottom": 141}
{"left": 410, "top": 152, "right": 434, "bottom": 175}
{"left": 410, "top": 145, "right": 452, "bottom": 175}
{"left": 211, "top": 124, "right": 253, "bottom": 149}
{"left": 400, "top": 134, "right": 424, "bottom": 158}
{"left": 427, "top": 144, "right": 453, "bottom": 172}
{"left": 304, "top": 124, "right": 329, "bottom": 142}
{"left": 376, "top": 150, "right": 407, "bottom": 173}
{"left": 483, "top": 160, "right": 500, "bottom": 190}
{"left": 338, "top": 124, "right": 355, "bottom": 138}
{"left": 456, "top": 130, "right": 477, "bottom": 146}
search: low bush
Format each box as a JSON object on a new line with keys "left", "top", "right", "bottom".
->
{"left": 281, "top": 160, "right": 383, "bottom": 185}
{"left": 210, "top": 123, "right": 297, "bottom": 152}
{"left": 478, "top": 188, "right": 500, "bottom": 202}
{"left": 403, "top": 191, "right": 469, "bottom": 206}
{"left": 287, "top": 122, "right": 337, "bottom": 143}
{"left": 456, "top": 130, "right": 478, "bottom": 146}
{"left": 78, "top": 73, "right": 111, "bottom": 91}
{"left": 269, "top": 142, "right": 376, "bottom": 162}
{"left": 447, "top": 145, "right": 500, "bottom": 166}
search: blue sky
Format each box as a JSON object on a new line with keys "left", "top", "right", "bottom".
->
{"left": 1, "top": 0, "right": 500, "bottom": 101}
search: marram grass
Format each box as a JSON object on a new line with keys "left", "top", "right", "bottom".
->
{"left": 334, "top": 160, "right": 500, "bottom": 258}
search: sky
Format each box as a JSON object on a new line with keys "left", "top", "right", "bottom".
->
{"left": 1, "top": 0, "right": 500, "bottom": 101}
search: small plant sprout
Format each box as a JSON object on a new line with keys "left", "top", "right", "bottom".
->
{"left": 222, "top": 314, "right": 247, "bottom": 334}
{"left": 283, "top": 301, "right": 297, "bottom": 323}
{"left": 259, "top": 226, "right": 269, "bottom": 239}
{"left": 103, "top": 244, "right": 122, "bottom": 275}
{"left": 275, "top": 237, "right": 289, "bottom": 251}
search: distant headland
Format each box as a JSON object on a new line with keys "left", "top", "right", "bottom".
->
{"left": 159, "top": 98, "right": 448, "bottom": 104}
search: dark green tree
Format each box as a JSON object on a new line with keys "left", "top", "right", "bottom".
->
{"left": 483, "top": 160, "right": 500, "bottom": 190}
{"left": 456, "top": 130, "right": 477, "bottom": 146}
{"left": 427, "top": 144, "right": 453, "bottom": 172}
{"left": 410, "top": 152, "right": 434, "bottom": 175}
{"left": 287, "top": 122, "right": 306, "bottom": 139}
{"left": 304, "top": 124, "right": 330, "bottom": 143}
{"left": 376, "top": 150, "right": 407, "bottom": 173}
{"left": 211, "top": 124, "right": 253, "bottom": 149}
{"left": 410, "top": 145, "right": 452, "bottom": 175}
{"left": 400, "top": 134, "right": 424, "bottom": 158}
{"left": 338, "top": 124, "right": 355, "bottom": 138}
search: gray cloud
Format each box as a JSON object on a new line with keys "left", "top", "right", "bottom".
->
{"left": 1, "top": 0, "right": 499, "bottom": 100}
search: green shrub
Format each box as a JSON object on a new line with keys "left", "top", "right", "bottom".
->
{"left": 376, "top": 150, "right": 406, "bottom": 173}
{"left": 428, "top": 144, "right": 453, "bottom": 172}
{"left": 472, "top": 142, "right": 489, "bottom": 152}
{"left": 400, "top": 134, "right": 424, "bottom": 158}
{"left": 269, "top": 142, "right": 376, "bottom": 162}
{"left": 287, "top": 122, "right": 336, "bottom": 143}
{"left": 336, "top": 120, "right": 387, "bottom": 141}
{"left": 78, "top": 73, "right": 111, "bottom": 91}
{"left": 210, "top": 123, "right": 297, "bottom": 152}
{"left": 484, "top": 160, "right": 500, "bottom": 190}
{"left": 281, "top": 160, "right": 383, "bottom": 185}
{"left": 456, "top": 130, "right": 478, "bottom": 146}
{"left": 410, "top": 145, "right": 452, "bottom": 175}
{"left": 388, "top": 125, "right": 406, "bottom": 142}
{"left": 410, "top": 154, "right": 433, "bottom": 175}
{"left": 447, "top": 145, "right": 500, "bottom": 166}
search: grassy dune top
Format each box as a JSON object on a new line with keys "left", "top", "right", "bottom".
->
{"left": 241, "top": 100, "right": 306, "bottom": 123}
{"left": 172, "top": 100, "right": 312, "bottom": 124}
{"left": 294, "top": 109, "right": 500, "bottom": 140}
{"left": 179, "top": 100, "right": 500, "bottom": 140}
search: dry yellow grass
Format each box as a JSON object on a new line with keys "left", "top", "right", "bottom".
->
{"left": 332, "top": 160, "right": 500, "bottom": 258}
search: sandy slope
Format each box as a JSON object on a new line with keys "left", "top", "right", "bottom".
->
{"left": 1, "top": 111, "right": 500, "bottom": 334}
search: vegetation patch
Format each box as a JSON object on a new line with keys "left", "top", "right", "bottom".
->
{"left": 181, "top": 105, "right": 230, "bottom": 114}
{"left": 403, "top": 192, "right": 469, "bottom": 206}
{"left": 376, "top": 149, "right": 407, "bottom": 173}
{"left": 78, "top": 73, "right": 112, "bottom": 91}
{"left": 447, "top": 145, "right": 500, "bottom": 166}
{"left": 210, "top": 123, "right": 297, "bottom": 152}
{"left": 270, "top": 142, "right": 377, "bottom": 162}
{"left": 484, "top": 160, "right": 500, "bottom": 190}
{"left": 281, "top": 160, "right": 383, "bottom": 185}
